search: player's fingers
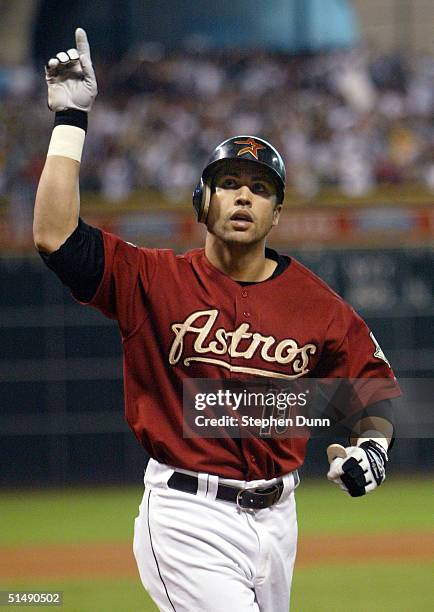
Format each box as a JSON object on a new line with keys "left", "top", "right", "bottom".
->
{"left": 364, "top": 479, "right": 380, "bottom": 494}
{"left": 56, "top": 51, "right": 70, "bottom": 64}
{"left": 329, "top": 475, "right": 343, "bottom": 486}
{"left": 338, "top": 482, "right": 350, "bottom": 494}
{"left": 48, "top": 57, "right": 59, "bottom": 68}
{"left": 327, "top": 464, "right": 343, "bottom": 482}
{"left": 45, "top": 57, "right": 60, "bottom": 81}
{"left": 326, "top": 443, "right": 347, "bottom": 464}
{"left": 74, "top": 29, "right": 96, "bottom": 87}
{"left": 75, "top": 28, "right": 91, "bottom": 58}
{"left": 79, "top": 51, "right": 95, "bottom": 80}
{"left": 55, "top": 50, "right": 80, "bottom": 66}
{"left": 328, "top": 456, "right": 345, "bottom": 471}
{"left": 67, "top": 48, "right": 80, "bottom": 61}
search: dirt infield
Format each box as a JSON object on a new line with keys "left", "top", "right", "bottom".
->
{"left": 1, "top": 532, "right": 433, "bottom": 580}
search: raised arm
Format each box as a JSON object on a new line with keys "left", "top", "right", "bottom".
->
{"left": 33, "top": 28, "right": 97, "bottom": 253}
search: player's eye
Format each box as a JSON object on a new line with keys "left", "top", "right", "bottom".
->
{"left": 220, "top": 178, "right": 238, "bottom": 189}
{"left": 252, "top": 182, "right": 269, "bottom": 194}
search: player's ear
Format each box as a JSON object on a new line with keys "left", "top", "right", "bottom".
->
{"left": 272, "top": 202, "right": 282, "bottom": 226}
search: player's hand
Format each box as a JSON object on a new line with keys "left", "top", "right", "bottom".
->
{"left": 45, "top": 28, "right": 97, "bottom": 112}
{"left": 326, "top": 440, "right": 388, "bottom": 497}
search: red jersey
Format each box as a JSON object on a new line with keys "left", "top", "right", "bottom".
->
{"left": 84, "top": 230, "right": 400, "bottom": 480}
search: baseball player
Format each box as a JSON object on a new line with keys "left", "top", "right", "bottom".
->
{"left": 34, "top": 30, "right": 400, "bottom": 612}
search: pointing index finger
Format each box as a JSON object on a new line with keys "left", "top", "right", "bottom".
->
{"left": 75, "top": 27, "right": 91, "bottom": 57}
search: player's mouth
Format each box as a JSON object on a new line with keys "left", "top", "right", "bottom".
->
{"left": 229, "top": 210, "right": 254, "bottom": 229}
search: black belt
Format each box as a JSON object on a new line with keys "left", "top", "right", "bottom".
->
{"left": 167, "top": 471, "right": 285, "bottom": 510}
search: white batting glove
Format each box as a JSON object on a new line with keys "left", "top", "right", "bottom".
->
{"left": 45, "top": 28, "right": 97, "bottom": 112}
{"left": 326, "top": 440, "right": 388, "bottom": 497}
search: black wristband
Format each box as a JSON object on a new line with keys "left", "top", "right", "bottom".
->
{"left": 54, "top": 109, "right": 88, "bottom": 132}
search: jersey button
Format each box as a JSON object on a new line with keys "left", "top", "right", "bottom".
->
{"left": 241, "top": 290, "right": 248, "bottom": 298}
{"left": 243, "top": 311, "right": 251, "bottom": 317}
{"left": 251, "top": 456, "right": 256, "bottom": 464}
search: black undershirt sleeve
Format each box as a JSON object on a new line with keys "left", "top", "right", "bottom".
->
{"left": 38, "top": 218, "right": 104, "bottom": 302}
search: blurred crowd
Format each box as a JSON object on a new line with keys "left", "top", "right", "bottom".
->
{"left": 1, "top": 47, "right": 434, "bottom": 218}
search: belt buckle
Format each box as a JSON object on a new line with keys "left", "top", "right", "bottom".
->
{"left": 236, "top": 484, "right": 280, "bottom": 509}
{"left": 236, "top": 486, "right": 254, "bottom": 509}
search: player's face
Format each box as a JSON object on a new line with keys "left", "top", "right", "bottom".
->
{"left": 206, "top": 161, "right": 282, "bottom": 245}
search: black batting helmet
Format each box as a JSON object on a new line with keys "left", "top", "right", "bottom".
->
{"left": 192, "top": 135, "right": 286, "bottom": 223}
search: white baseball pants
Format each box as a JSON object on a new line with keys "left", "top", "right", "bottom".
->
{"left": 133, "top": 459, "right": 299, "bottom": 612}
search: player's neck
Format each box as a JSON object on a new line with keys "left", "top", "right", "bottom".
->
{"left": 204, "top": 236, "right": 276, "bottom": 282}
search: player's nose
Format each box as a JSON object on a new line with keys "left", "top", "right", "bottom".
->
{"left": 235, "top": 184, "right": 253, "bottom": 206}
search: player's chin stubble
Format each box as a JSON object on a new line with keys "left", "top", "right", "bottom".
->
{"left": 212, "top": 220, "right": 273, "bottom": 247}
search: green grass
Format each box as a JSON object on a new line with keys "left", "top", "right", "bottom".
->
{"left": 0, "top": 487, "right": 143, "bottom": 546}
{"left": 0, "top": 579, "right": 154, "bottom": 612}
{"left": 3, "top": 563, "right": 432, "bottom": 612}
{"left": 1, "top": 477, "right": 432, "bottom": 546}
{"left": 295, "top": 476, "right": 434, "bottom": 535}
{"left": 291, "top": 562, "right": 434, "bottom": 612}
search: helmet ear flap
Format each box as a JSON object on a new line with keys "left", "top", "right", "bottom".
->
{"left": 192, "top": 178, "right": 211, "bottom": 223}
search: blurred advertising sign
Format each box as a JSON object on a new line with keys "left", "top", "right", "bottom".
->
{"left": 0, "top": 204, "right": 433, "bottom": 252}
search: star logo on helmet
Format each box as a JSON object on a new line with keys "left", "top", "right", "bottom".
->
{"left": 234, "top": 138, "right": 266, "bottom": 160}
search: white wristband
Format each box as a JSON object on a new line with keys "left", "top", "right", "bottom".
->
{"left": 356, "top": 430, "right": 388, "bottom": 451}
{"left": 47, "top": 124, "right": 86, "bottom": 162}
